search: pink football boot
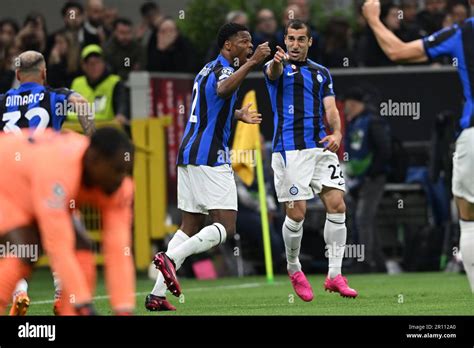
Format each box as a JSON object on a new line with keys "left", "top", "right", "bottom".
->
{"left": 289, "top": 271, "right": 314, "bottom": 302}
{"left": 324, "top": 274, "right": 358, "bottom": 298}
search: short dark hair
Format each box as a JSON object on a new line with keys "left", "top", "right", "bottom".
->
{"left": 448, "top": 1, "right": 471, "bottom": 16}
{"left": 61, "top": 1, "right": 84, "bottom": 17}
{"left": 140, "top": 1, "right": 159, "bottom": 16}
{"left": 113, "top": 18, "right": 133, "bottom": 29}
{"left": 0, "top": 18, "right": 19, "bottom": 34}
{"left": 285, "top": 19, "right": 311, "bottom": 38}
{"left": 90, "top": 127, "right": 134, "bottom": 159}
{"left": 380, "top": 2, "right": 398, "bottom": 20}
{"left": 217, "top": 22, "right": 249, "bottom": 49}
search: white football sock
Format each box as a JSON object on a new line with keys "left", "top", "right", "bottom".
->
{"left": 324, "top": 213, "right": 347, "bottom": 279}
{"left": 282, "top": 216, "right": 304, "bottom": 274}
{"left": 460, "top": 220, "right": 474, "bottom": 293}
{"left": 166, "top": 223, "right": 226, "bottom": 264}
{"left": 151, "top": 230, "right": 189, "bottom": 297}
{"left": 13, "top": 278, "right": 28, "bottom": 300}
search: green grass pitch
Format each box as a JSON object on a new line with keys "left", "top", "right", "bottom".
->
{"left": 24, "top": 269, "right": 474, "bottom": 315}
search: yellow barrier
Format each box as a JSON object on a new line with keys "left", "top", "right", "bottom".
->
{"left": 132, "top": 117, "right": 177, "bottom": 270}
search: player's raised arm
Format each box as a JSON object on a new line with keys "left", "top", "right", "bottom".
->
{"left": 234, "top": 103, "right": 262, "bottom": 124}
{"left": 362, "top": 0, "right": 427, "bottom": 63}
{"left": 266, "top": 46, "right": 288, "bottom": 81}
{"left": 216, "top": 42, "right": 271, "bottom": 99}
{"left": 69, "top": 93, "right": 96, "bottom": 136}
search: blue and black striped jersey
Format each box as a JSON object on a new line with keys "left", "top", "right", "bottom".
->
{"left": 177, "top": 54, "right": 238, "bottom": 166}
{"left": 263, "top": 59, "right": 335, "bottom": 152}
{"left": 423, "top": 18, "right": 474, "bottom": 130}
{"left": 0, "top": 82, "right": 73, "bottom": 134}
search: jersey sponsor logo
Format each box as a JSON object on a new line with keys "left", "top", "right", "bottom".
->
{"left": 289, "top": 185, "right": 299, "bottom": 195}
{"left": 5, "top": 93, "right": 45, "bottom": 107}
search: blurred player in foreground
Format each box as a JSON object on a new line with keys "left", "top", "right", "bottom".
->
{"left": 264, "top": 19, "right": 358, "bottom": 301}
{"left": 0, "top": 50, "right": 95, "bottom": 315}
{"left": 0, "top": 127, "right": 135, "bottom": 315}
{"left": 145, "top": 22, "right": 270, "bottom": 311}
{"left": 363, "top": 0, "right": 474, "bottom": 292}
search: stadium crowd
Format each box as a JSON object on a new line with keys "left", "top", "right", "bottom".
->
{"left": 0, "top": 0, "right": 471, "bottom": 94}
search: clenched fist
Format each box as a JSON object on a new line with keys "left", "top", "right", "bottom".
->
{"left": 250, "top": 42, "right": 271, "bottom": 65}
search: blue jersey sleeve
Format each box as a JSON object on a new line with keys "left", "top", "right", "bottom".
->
{"left": 423, "top": 24, "right": 460, "bottom": 60}
{"left": 321, "top": 67, "right": 335, "bottom": 98}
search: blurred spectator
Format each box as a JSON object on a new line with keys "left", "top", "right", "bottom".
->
{"left": 0, "top": 19, "right": 19, "bottom": 93}
{"left": 320, "top": 17, "right": 356, "bottom": 68}
{"left": 83, "top": 0, "right": 106, "bottom": 46}
{"left": 45, "top": 1, "right": 84, "bottom": 60}
{"left": 448, "top": 1, "right": 470, "bottom": 24}
{"left": 69, "top": 44, "right": 130, "bottom": 129}
{"left": 288, "top": 0, "right": 311, "bottom": 23}
{"left": 399, "top": 0, "right": 424, "bottom": 40}
{"left": 0, "top": 18, "right": 19, "bottom": 92}
{"left": 147, "top": 17, "right": 196, "bottom": 72}
{"left": 102, "top": 6, "right": 119, "bottom": 39}
{"left": 137, "top": 1, "right": 163, "bottom": 47}
{"left": 442, "top": 11, "right": 455, "bottom": 27}
{"left": 61, "top": 1, "right": 85, "bottom": 32}
{"left": 16, "top": 12, "right": 47, "bottom": 53}
{"left": 343, "top": 86, "right": 393, "bottom": 273}
{"left": 252, "top": 9, "right": 279, "bottom": 50}
{"left": 226, "top": 10, "right": 249, "bottom": 26}
{"left": 417, "top": 0, "right": 447, "bottom": 35}
{"left": 0, "top": 18, "right": 19, "bottom": 51}
{"left": 205, "top": 10, "right": 249, "bottom": 62}
{"left": 276, "top": 4, "right": 321, "bottom": 61}
{"left": 358, "top": 2, "right": 403, "bottom": 66}
{"left": 281, "top": 4, "right": 302, "bottom": 30}
{"left": 104, "top": 18, "right": 147, "bottom": 81}
{"left": 47, "top": 30, "right": 81, "bottom": 88}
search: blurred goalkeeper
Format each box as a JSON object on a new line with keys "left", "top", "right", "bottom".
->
{"left": 0, "top": 50, "right": 96, "bottom": 315}
{"left": 0, "top": 127, "right": 135, "bottom": 315}
{"left": 363, "top": 0, "right": 474, "bottom": 292}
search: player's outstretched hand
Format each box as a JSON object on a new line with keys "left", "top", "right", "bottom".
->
{"left": 238, "top": 103, "right": 262, "bottom": 124}
{"left": 274, "top": 46, "right": 288, "bottom": 64}
{"left": 319, "top": 132, "right": 342, "bottom": 153}
{"left": 362, "top": 0, "right": 381, "bottom": 23}
{"left": 250, "top": 42, "right": 271, "bottom": 65}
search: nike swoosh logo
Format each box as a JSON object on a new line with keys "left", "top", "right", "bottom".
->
{"left": 197, "top": 237, "right": 203, "bottom": 242}
{"left": 338, "top": 181, "right": 345, "bottom": 186}
{"left": 287, "top": 71, "right": 298, "bottom": 76}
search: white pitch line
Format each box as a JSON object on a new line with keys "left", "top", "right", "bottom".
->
{"left": 30, "top": 281, "right": 282, "bottom": 305}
